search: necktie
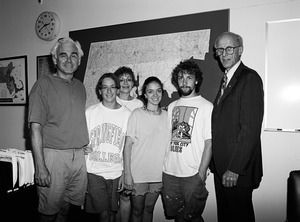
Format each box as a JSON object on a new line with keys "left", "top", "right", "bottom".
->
{"left": 217, "top": 74, "right": 227, "bottom": 104}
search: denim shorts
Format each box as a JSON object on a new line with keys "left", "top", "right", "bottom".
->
{"left": 162, "top": 173, "right": 208, "bottom": 221}
{"left": 132, "top": 182, "right": 162, "bottom": 196}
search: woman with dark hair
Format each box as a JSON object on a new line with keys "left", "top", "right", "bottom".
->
{"left": 123, "top": 76, "right": 170, "bottom": 222}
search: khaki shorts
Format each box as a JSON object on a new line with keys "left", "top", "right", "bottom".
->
{"left": 37, "top": 148, "right": 87, "bottom": 215}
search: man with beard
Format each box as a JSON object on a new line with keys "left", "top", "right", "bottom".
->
{"left": 28, "top": 37, "right": 89, "bottom": 222}
{"left": 162, "top": 59, "right": 213, "bottom": 222}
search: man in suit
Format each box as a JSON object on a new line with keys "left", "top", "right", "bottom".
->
{"left": 210, "top": 32, "right": 264, "bottom": 222}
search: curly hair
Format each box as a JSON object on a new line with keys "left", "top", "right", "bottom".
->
{"left": 114, "top": 66, "right": 136, "bottom": 86}
{"left": 171, "top": 59, "right": 203, "bottom": 93}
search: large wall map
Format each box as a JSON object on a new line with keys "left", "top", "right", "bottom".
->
{"left": 70, "top": 9, "right": 229, "bottom": 108}
{"left": 84, "top": 30, "right": 210, "bottom": 108}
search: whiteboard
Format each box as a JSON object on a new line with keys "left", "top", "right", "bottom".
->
{"left": 265, "top": 19, "right": 300, "bottom": 132}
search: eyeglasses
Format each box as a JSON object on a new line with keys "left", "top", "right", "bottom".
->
{"left": 100, "top": 85, "right": 118, "bottom": 91}
{"left": 215, "top": 46, "right": 240, "bottom": 56}
{"left": 119, "top": 78, "right": 133, "bottom": 83}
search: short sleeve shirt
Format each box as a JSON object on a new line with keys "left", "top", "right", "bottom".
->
{"left": 127, "top": 108, "right": 170, "bottom": 182}
{"left": 163, "top": 95, "right": 213, "bottom": 177}
{"left": 28, "top": 75, "right": 89, "bottom": 149}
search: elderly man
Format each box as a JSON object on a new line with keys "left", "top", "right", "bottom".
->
{"left": 29, "top": 37, "right": 89, "bottom": 222}
{"left": 210, "top": 32, "right": 264, "bottom": 222}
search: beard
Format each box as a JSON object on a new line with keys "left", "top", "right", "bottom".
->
{"left": 178, "top": 87, "right": 193, "bottom": 96}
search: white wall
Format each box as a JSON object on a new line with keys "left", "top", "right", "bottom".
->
{"left": 1, "top": 0, "right": 300, "bottom": 221}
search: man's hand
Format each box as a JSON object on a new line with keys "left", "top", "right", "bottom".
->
{"left": 35, "top": 165, "right": 51, "bottom": 187}
{"left": 222, "top": 170, "right": 239, "bottom": 187}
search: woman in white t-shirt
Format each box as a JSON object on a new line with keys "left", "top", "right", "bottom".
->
{"left": 123, "top": 76, "right": 170, "bottom": 222}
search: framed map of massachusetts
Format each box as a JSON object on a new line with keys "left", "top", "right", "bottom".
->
{"left": 0, "top": 55, "right": 28, "bottom": 105}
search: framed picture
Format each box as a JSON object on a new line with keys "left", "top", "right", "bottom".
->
{"left": 36, "top": 54, "right": 56, "bottom": 79}
{"left": 0, "top": 55, "right": 28, "bottom": 105}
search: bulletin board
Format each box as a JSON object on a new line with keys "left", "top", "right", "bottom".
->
{"left": 69, "top": 9, "right": 229, "bottom": 107}
{"left": 265, "top": 19, "right": 300, "bottom": 132}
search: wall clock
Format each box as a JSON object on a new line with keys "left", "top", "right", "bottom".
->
{"left": 35, "top": 11, "right": 61, "bottom": 41}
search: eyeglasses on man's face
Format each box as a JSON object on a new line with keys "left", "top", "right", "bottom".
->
{"left": 215, "top": 46, "right": 240, "bottom": 56}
